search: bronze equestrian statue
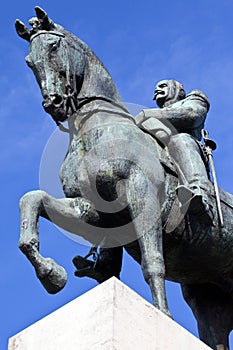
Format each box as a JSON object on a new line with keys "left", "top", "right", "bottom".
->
{"left": 15, "top": 7, "right": 233, "bottom": 350}
{"left": 73, "top": 79, "right": 213, "bottom": 285}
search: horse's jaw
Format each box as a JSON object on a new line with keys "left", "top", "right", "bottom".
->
{"left": 43, "top": 103, "right": 68, "bottom": 123}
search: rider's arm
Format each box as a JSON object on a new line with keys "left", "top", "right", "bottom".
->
{"left": 135, "top": 90, "right": 209, "bottom": 131}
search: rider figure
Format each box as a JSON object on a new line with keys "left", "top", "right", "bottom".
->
{"left": 73, "top": 79, "right": 213, "bottom": 283}
{"left": 135, "top": 79, "right": 213, "bottom": 225}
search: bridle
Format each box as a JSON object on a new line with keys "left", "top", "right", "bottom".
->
{"left": 31, "top": 30, "right": 135, "bottom": 127}
{"left": 31, "top": 31, "right": 78, "bottom": 123}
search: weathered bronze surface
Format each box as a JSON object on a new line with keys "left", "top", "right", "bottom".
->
{"left": 16, "top": 7, "right": 233, "bottom": 350}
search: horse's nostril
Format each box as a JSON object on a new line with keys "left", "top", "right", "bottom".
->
{"left": 42, "top": 99, "right": 50, "bottom": 109}
{"left": 52, "top": 95, "right": 63, "bottom": 106}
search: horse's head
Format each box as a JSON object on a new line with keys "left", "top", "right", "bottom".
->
{"left": 15, "top": 7, "right": 86, "bottom": 123}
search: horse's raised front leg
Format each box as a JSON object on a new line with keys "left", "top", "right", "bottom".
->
{"left": 19, "top": 190, "right": 99, "bottom": 293}
{"left": 127, "top": 173, "right": 171, "bottom": 317}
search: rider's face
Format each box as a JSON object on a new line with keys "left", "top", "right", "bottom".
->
{"left": 153, "top": 80, "right": 170, "bottom": 107}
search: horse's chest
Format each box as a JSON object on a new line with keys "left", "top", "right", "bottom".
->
{"left": 59, "top": 135, "right": 93, "bottom": 197}
{"left": 59, "top": 128, "right": 118, "bottom": 198}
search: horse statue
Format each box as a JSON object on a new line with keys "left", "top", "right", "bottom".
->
{"left": 15, "top": 7, "right": 233, "bottom": 350}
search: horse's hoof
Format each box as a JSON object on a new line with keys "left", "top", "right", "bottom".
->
{"left": 35, "top": 258, "right": 68, "bottom": 294}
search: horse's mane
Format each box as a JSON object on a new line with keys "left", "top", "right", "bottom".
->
{"left": 55, "top": 24, "right": 100, "bottom": 62}
{"left": 54, "top": 24, "right": 122, "bottom": 103}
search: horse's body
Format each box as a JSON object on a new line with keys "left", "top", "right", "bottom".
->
{"left": 16, "top": 7, "right": 233, "bottom": 349}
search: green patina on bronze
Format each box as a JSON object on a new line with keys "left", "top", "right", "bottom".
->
{"left": 16, "top": 7, "right": 233, "bottom": 350}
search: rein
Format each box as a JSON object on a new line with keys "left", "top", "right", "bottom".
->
{"left": 56, "top": 94, "right": 136, "bottom": 129}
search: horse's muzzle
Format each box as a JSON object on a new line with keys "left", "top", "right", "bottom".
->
{"left": 43, "top": 94, "right": 64, "bottom": 109}
{"left": 42, "top": 95, "right": 67, "bottom": 122}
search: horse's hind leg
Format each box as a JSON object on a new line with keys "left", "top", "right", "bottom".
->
{"left": 19, "top": 190, "right": 99, "bottom": 293}
{"left": 182, "top": 283, "right": 233, "bottom": 350}
{"left": 126, "top": 174, "right": 171, "bottom": 317}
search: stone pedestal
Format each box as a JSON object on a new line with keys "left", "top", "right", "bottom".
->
{"left": 8, "top": 277, "right": 211, "bottom": 349}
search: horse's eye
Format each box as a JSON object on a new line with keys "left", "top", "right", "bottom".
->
{"left": 51, "top": 43, "right": 58, "bottom": 52}
{"left": 50, "top": 39, "right": 61, "bottom": 53}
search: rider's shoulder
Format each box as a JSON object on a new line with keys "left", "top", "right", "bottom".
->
{"left": 185, "top": 90, "right": 210, "bottom": 112}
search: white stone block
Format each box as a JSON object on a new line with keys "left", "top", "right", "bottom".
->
{"left": 8, "top": 277, "right": 211, "bottom": 349}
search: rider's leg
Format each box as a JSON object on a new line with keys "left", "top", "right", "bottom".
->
{"left": 168, "top": 133, "right": 213, "bottom": 224}
{"left": 168, "top": 133, "right": 209, "bottom": 189}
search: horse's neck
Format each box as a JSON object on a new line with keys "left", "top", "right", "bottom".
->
{"left": 78, "top": 48, "right": 122, "bottom": 104}
{"left": 66, "top": 98, "right": 134, "bottom": 141}
{"left": 56, "top": 25, "right": 121, "bottom": 104}
{"left": 59, "top": 27, "right": 132, "bottom": 136}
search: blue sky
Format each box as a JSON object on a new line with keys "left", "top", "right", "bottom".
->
{"left": 1, "top": 1, "right": 233, "bottom": 349}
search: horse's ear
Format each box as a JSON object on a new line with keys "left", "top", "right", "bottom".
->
{"left": 15, "top": 19, "right": 30, "bottom": 41}
{"left": 35, "top": 6, "right": 55, "bottom": 30}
